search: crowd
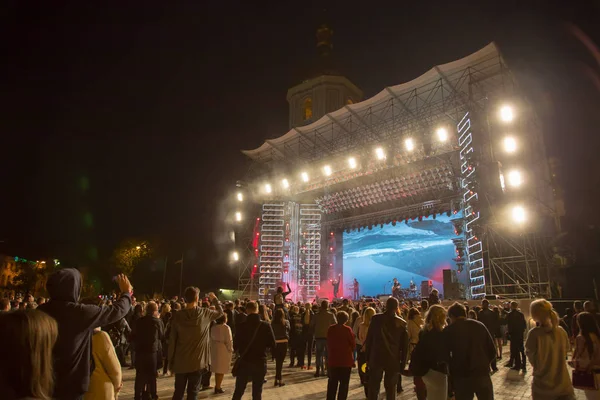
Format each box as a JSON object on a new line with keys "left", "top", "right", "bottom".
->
{"left": 1, "top": 268, "right": 600, "bottom": 400}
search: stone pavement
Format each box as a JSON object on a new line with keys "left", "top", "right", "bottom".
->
{"left": 118, "top": 352, "right": 587, "bottom": 400}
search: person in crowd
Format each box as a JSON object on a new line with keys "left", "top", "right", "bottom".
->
{"left": 289, "top": 305, "right": 303, "bottom": 367}
{"left": 168, "top": 288, "right": 223, "bottom": 400}
{"left": 232, "top": 301, "right": 276, "bottom": 400}
{"left": 477, "top": 299, "right": 499, "bottom": 373}
{"left": 132, "top": 301, "right": 163, "bottom": 400}
{"left": 428, "top": 289, "right": 440, "bottom": 306}
{"left": 506, "top": 301, "right": 527, "bottom": 371}
{"left": 273, "top": 283, "right": 292, "bottom": 313}
{"left": 38, "top": 270, "right": 132, "bottom": 400}
{"left": 271, "top": 308, "right": 290, "bottom": 386}
{"left": 210, "top": 314, "right": 233, "bottom": 394}
{"left": 37, "top": 297, "right": 46, "bottom": 306}
{"left": 79, "top": 298, "right": 122, "bottom": 400}
{"left": 584, "top": 301, "right": 600, "bottom": 327}
{"left": 444, "top": 302, "right": 496, "bottom": 400}
{"left": 357, "top": 307, "right": 375, "bottom": 391}
{"left": 128, "top": 303, "right": 144, "bottom": 370}
{"left": 313, "top": 299, "right": 338, "bottom": 378}
{"left": 339, "top": 298, "right": 353, "bottom": 315}
{"left": 364, "top": 297, "right": 408, "bottom": 400}
{"left": 224, "top": 302, "right": 236, "bottom": 338}
{"left": 326, "top": 311, "right": 355, "bottom": 400}
{"left": 0, "top": 309, "right": 59, "bottom": 400}
{"left": 406, "top": 307, "right": 426, "bottom": 399}
{"left": 298, "top": 302, "right": 314, "bottom": 370}
{"left": 409, "top": 305, "right": 449, "bottom": 400}
{"left": 571, "top": 312, "right": 600, "bottom": 399}
{"left": 258, "top": 303, "right": 270, "bottom": 322}
{"left": 0, "top": 298, "right": 10, "bottom": 312}
{"left": 492, "top": 306, "right": 504, "bottom": 360}
{"left": 420, "top": 299, "right": 429, "bottom": 313}
{"left": 104, "top": 315, "right": 131, "bottom": 367}
{"left": 199, "top": 300, "right": 216, "bottom": 391}
{"left": 160, "top": 303, "right": 172, "bottom": 376}
{"left": 573, "top": 300, "right": 584, "bottom": 338}
{"left": 526, "top": 299, "right": 574, "bottom": 400}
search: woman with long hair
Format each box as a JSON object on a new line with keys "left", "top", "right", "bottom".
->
{"left": 357, "top": 307, "right": 375, "bottom": 392}
{"left": 271, "top": 308, "right": 290, "bottom": 387}
{"left": 210, "top": 314, "right": 233, "bottom": 394}
{"left": 526, "top": 299, "right": 574, "bottom": 399}
{"left": 0, "top": 309, "right": 58, "bottom": 400}
{"left": 572, "top": 312, "right": 600, "bottom": 399}
{"left": 298, "top": 302, "right": 314, "bottom": 370}
{"left": 492, "top": 306, "right": 503, "bottom": 360}
{"left": 258, "top": 303, "right": 270, "bottom": 322}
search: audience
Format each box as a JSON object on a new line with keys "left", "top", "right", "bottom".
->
{"left": 133, "top": 301, "right": 164, "bottom": 400}
{"left": 326, "top": 311, "right": 355, "bottom": 400}
{"left": 271, "top": 308, "right": 290, "bottom": 387}
{"left": 313, "top": 299, "right": 337, "bottom": 378}
{"left": 210, "top": 314, "right": 233, "bottom": 394}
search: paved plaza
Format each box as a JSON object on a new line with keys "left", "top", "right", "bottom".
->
{"left": 118, "top": 350, "right": 587, "bottom": 400}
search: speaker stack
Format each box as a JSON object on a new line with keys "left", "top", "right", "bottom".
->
{"left": 443, "top": 269, "right": 465, "bottom": 300}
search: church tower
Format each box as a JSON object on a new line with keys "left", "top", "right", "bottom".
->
{"left": 287, "top": 23, "right": 363, "bottom": 129}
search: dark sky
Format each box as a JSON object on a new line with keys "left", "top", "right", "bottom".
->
{"left": 3, "top": 1, "right": 600, "bottom": 290}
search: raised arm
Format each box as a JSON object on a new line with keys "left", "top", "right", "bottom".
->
{"left": 207, "top": 292, "right": 224, "bottom": 321}
{"left": 84, "top": 275, "right": 133, "bottom": 329}
{"left": 283, "top": 283, "right": 292, "bottom": 297}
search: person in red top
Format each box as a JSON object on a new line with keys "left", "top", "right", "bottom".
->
{"left": 326, "top": 311, "right": 356, "bottom": 400}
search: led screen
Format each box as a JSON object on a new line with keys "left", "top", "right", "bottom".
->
{"left": 342, "top": 213, "right": 465, "bottom": 297}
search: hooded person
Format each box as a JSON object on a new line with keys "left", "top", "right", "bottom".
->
{"left": 38, "top": 269, "right": 133, "bottom": 400}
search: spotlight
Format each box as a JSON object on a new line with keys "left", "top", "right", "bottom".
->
{"left": 231, "top": 251, "right": 239, "bottom": 261}
{"left": 348, "top": 157, "right": 357, "bottom": 169}
{"left": 436, "top": 127, "right": 448, "bottom": 142}
{"left": 235, "top": 211, "right": 242, "bottom": 222}
{"left": 511, "top": 205, "right": 526, "bottom": 223}
{"left": 503, "top": 136, "right": 517, "bottom": 153}
{"left": 264, "top": 183, "right": 272, "bottom": 194}
{"left": 236, "top": 192, "right": 243, "bottom": 202}
{"left": 375, "top": 147, "right": 385, "bottom": 160}
{"left": 301, "top": 171, "right": 309, "bottom": 182}
{"left": 500, "top": 105, "right": 514, "bottom": 122}
{"left": 405, "top": 138, "right": 415, "bottom": 151}
{"left": 323, "top": 165, "right": 332, "bottom": 176}
{"left": 281, "top": 178, "right": 289, "bottom": 189}
{"left": 507, "top": 170, "right": 522, "bottom": 187}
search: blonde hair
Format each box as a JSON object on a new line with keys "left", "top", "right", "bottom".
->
{"left": 161, "top": 303, "right": 171, "bottom": 317}
{"left": 425, "top": 304, "right": 447, "bottom": 332}
{"left": 361, "top": 307, "right": 376, "bottom": 327}
{"left": 530, "top": 299, "right": 559, "bottom": 329}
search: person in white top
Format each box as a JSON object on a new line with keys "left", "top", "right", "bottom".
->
{"left": 525, "top": 299, "right": 574, "bottom": 400}
{"left": 210, "top": 314, "right": 233, "bottom": 395}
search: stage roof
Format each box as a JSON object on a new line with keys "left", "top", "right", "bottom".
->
{"left": 242, "top": 42, "right": 507, "bottom": 166}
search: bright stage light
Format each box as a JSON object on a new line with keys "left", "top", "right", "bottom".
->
{"left": 323, "top": 165, "right": 332, "bottom": 176}
{"left": 281, "top": 178, "right": 289, "bottom": 189}
{"left": 511, "top": 205, "right": 526, "bottom": 224}
{"left": 405, "top": 138, "right": 415, "bottom": 151}
{"left": 503, "top": 136, "right": 517, "bottom": 153}
{"left": 301, "top": 171, "right": 309, "bottom": 182}
{"left": 436, "top": 127, "right": 448, "bottom": 142}
{"left": 235, "top": 211, "right": 242, "bottom": 222}
{"left": 507, "top": 170, "right": 522, "bottom": 187}
{"left": 348, "top": 157, "right": 357, "bottom": 169}
{"left": 232, "top": 251, "right": 239, "bottom": 261}
{"left": 375, "top": 147, "right": 385, "bottom": 160}
{"left": 500, "top": 105, "right": 514, "bottom": 122}
{"left": 236, "top": 192, "right": 243, "bottom": 202}
{"left": 264, "top": 183, "right": 272, "bottom": 194}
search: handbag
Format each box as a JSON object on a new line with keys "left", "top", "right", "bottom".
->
{"left": 573, "top": 369, "right": 598, "bottom": 390}
{"left": 231, "top": 323, "right": 261, "bottom": 377}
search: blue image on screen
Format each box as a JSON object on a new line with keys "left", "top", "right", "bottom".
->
{"left": 342, "top": 212, "right": 466, "bottom": 297}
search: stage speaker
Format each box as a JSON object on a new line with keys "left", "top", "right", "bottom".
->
{"left": 443, "top": 269, "right": 457, "bottom": 285}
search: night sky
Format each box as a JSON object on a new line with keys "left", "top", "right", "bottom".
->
{"left": 3, "top": 1, "right": 600, "bottom": 292}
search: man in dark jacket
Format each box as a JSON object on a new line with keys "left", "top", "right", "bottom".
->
{"left": 133, "top": 301, "right": 164, "bottom": 400}
{"left": 38, "top": 269, "right": 133, "bottom": 400}
{"left": 232, "top": 301, "right": 276, "bottom": 400}
{"left": 364, "top": 297, "right": 408, "bottom": 400}
{"left": 505, "top": 301, "right": 527, "bottom": 371}
{"left": 168, "top": 287, "right": 223, "bottom": 400}
{"left": 444, "top": 302, "right": 496, "bottom": 400}
{"left": 477, "top": 299, "right": 499, "bottom": 372}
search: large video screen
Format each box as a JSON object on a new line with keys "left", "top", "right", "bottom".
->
{"left": 343, "top": 213, "right": 465, "bottom": 297}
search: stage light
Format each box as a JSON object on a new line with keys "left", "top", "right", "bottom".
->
{"left": 264, "top": 183, "right": 272, "bottom": 194}
{"left": 323, "top": 165, "right": 332, "bottom": 176}
{"left": 301, "top": 171, "right": 309, "bottom": 182}
{"left": 348, "top": 157, "right": 357, "bottom": 169}
{"left": 503, "top": 136, "right": 517, "bottom": 153}
{"left": 236, "top": 192, "right": 243, "bottom": 202}
{"left": 511, "top": 205, "right": 526, "bottom": 224}
{"left": 231, "top": 251, "right": 239, "bottom": 261}
{"left": 507, "top": 170, "right": 522, "bottom": 187}
{"left": 281, "top": 178, "right": 289, "bottom": 189}
{"left": 436, "top": 127, "right": 448, "bottom": 142}
{"left": 500, "top": 105, "right": 514, "bottom": 122}
{"left": 375, "top": 147, "right": 385, "bottom": 160}
{"left": 405, "top": 138, "right": 415, "bottom": 151}
{"left": 235, "top": 211, "right": 242, "bottom": 222}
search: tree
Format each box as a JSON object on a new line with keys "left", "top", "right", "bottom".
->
{"left": 111, "top": 239, "right": 153, "bottom": 276}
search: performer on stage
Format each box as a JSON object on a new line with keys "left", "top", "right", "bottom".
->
{"left": 274, "top": 282, "right": 291, "bottom": 308}
{"left": 330, "top": 274, "right": 341, "bottom": 299}
{"left": 353, "top": 278, "right": 360, "bottom": 300}
{"left": 409, "top": 278, "right": 417, "bottom": 296}
{"left": 392, "top": 278, "right": 402, "bottom": 299}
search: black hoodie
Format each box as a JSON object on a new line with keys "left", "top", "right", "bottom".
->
{"left": 38, "top": 268, "right": 131, "bottom": 399}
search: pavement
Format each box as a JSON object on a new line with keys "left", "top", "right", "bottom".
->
{"left": 118, "top": 350, "right": 587, "bottom": 400}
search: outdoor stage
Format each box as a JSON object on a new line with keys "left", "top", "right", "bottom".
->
{"left": 232, "top": 42, "right": 559, "bottom": 303}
